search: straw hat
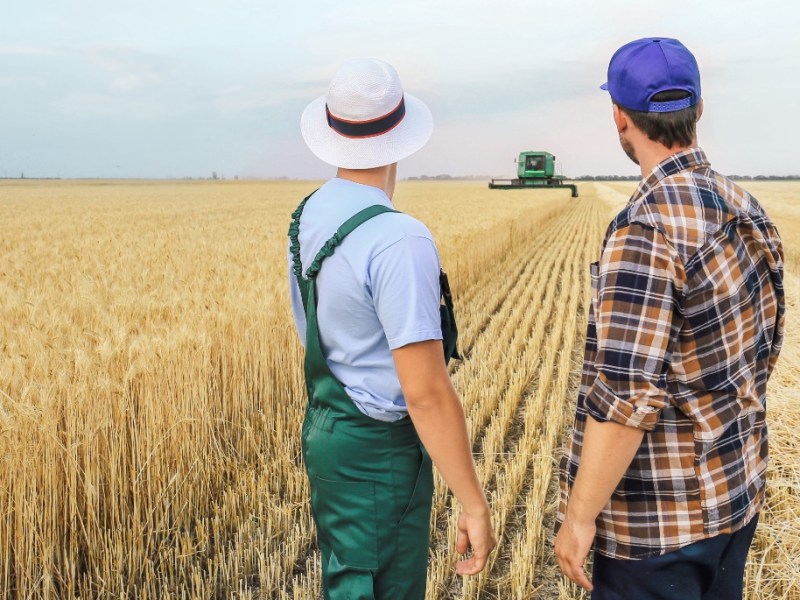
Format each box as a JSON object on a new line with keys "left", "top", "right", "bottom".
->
{"left": 300, "top": 58, "right": 433, "bottom": 169}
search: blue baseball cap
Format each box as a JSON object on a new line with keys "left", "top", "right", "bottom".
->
{"left": 601, "top": 37, "right": 701, "bottom": 113}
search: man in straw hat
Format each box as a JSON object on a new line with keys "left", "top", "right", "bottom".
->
{"left": 288, "top": 58, "right": 495, "bottom": 599}
{"left": 555, "top": 37, "right": 784, "bottom": 598}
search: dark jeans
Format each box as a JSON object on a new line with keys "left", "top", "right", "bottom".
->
{"left": 591, "top": 515, "right": 759, "bottom": 600}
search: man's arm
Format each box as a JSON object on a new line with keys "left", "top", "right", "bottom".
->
{"left": 556, "top": 222, "right": 682, "bottom": 590}
{"left": 555, "top": 417, "right": 644, "bottom": 590}
{"left": 393, "top": 340, "right": 496, "bottom": 575}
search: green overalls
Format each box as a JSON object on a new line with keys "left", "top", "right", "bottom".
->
{"left": 288, "top": 193, "right": 459, "bottom": 600}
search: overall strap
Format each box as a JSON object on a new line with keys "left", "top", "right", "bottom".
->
{"left": 288, "top": 196, "right": 400, "bottom": 420}
{"left": 305, "top": 204, "right": 398, "bottom": 279}
{"left": 440, "top": 269, "right": 461, "bottom": 363}
{"left": 288, "top": 191, "right": 315, "bottom": 284}
{"left": 289, "top": 195, "right": 398, "bottom": 283}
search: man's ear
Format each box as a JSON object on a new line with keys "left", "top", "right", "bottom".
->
{"left": 612, "top": 104, "right": 627, "bottom": 133}
{"left": 696, "top": 98, "right": 704, "bottom": 121}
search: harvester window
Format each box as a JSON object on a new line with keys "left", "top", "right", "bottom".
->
{"left": 526, "top": 156, "right": 544, "bottom": 171}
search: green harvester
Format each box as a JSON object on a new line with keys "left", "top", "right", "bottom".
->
{"left": 488, "top": 151, "right": 578, "bottom": 197}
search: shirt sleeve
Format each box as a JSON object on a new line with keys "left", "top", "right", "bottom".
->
{"left": 368, "top": 235, "right": 443, "bottom": 350}
{"left": 585, "top": 222, "right": 683, "bottom": 431}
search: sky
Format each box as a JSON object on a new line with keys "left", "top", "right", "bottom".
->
{"left": 2, "top": 0, "right": 799, "bottom": 180}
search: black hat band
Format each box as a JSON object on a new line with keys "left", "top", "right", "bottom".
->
{"left": 326, "top": 97, "right": 406, "bottom": 139}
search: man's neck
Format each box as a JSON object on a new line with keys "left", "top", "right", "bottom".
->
{"left": 336, "top": 164, "right": 397, "bottom": 199}
{"left": 636, "top": 138, "right": 696, "bottom": 178}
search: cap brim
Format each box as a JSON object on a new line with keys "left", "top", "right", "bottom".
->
{"left": 300, "top": 93, "right": 433, "bottom": 169}
{"left": 600, "top": 82, "right": 609, "bottom": 91}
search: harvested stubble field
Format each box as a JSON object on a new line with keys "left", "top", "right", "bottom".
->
{"left": 1, "top": 179, "right": 798, "bottom": 599}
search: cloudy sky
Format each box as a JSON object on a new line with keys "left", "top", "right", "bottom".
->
{"left": 2, "top": 0, "right": 799, "bottom": 179}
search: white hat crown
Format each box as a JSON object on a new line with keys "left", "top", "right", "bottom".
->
{"left": 326, "top": 59, "right": 404, "bottom": 122}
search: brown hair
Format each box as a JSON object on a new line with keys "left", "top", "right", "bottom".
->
{"left": 617, "top": 90, "right": 699, "bottom": 148}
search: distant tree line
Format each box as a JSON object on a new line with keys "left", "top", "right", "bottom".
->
{"left": 728, "top": 175, "right": 800, "bottom": 181}
{"left": 574, "top": 174, "right": 800, "bottom": 181}
{"left": 408, "top": 174, "right": 462, "bottom": 180}
{"left": 405, "top": 174, "right": 800, "bottom": 182}
{"left": 574, "top": 175, "right": 639, "bottom": 181}
{"left": 4, "top": 172, "right": 798, "bottom": 182}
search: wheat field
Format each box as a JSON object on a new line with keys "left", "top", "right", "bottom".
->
{"left": 1, "top": 179, "right": 798, "bottom": 599}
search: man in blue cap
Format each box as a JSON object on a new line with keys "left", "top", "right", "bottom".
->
{"left": 555, "top": 38, "right": 785, "bottom": 598}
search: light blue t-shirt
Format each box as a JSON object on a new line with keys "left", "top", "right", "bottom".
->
{"left": 288, "top": 178, "right": 443, "bottom": 422}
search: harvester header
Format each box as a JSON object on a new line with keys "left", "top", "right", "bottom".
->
{"left": 489, "top": 151, "right": 578, "bottom": 197}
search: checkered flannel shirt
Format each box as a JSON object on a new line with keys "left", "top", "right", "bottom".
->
{"left": 557, "top": 148, "right": 785, "bottom": 559}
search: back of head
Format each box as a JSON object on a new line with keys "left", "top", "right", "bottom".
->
{"left": 602, "top": 37, "right": 702, "bottom": 148}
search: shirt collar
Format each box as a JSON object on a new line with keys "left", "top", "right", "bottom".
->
{"left": 329, "top": 177, "right": 394, "bottom": 207}
{"left": 630, "top": 147, "right": 710, "bottom": 204}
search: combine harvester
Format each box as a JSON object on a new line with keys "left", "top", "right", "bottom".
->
{"left": 488, "top": 151, "right": 578, "bottom": 197}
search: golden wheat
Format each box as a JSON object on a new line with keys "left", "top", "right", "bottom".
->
{"left": 0, "top": 179, "right": 797, "bottom": 599}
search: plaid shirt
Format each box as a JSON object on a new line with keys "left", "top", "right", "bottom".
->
{"left": 557, "top": 148, "right": 785, "bottom": 559}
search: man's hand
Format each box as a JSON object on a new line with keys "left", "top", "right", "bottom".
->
{"left": 555, "top": 515, "right": 596, "bottom": 591}
{"left": 455, "top": 509, "right": 496, "bottom": 575}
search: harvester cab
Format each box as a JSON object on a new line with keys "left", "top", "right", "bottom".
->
{"left": 489, "top": 151, "right": 578, "bottom": 197}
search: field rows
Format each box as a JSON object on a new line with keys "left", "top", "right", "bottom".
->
{"left": 0, "top": 180, "right": 798, "bottom": 599}
{"left": 432, "top": 199, "right": 602, "bottom": 598}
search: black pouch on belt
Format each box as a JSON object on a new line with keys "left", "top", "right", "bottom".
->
{"left": 439, "top": 269, "right": 461, "bottom": 364}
